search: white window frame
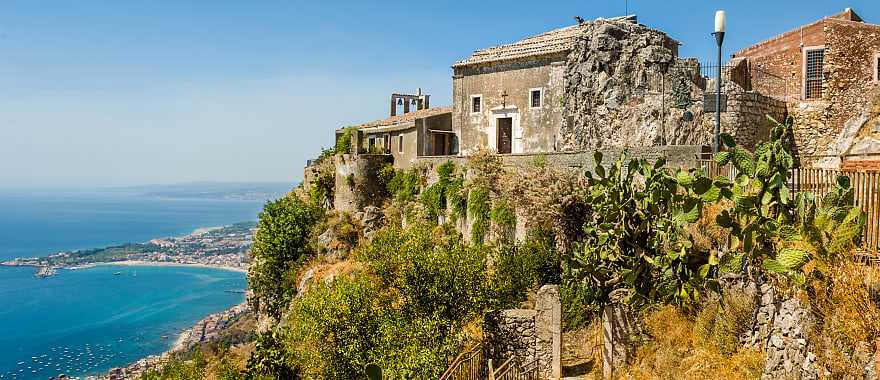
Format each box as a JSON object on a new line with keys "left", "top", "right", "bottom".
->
{"left": 529, "top": 88, "right": 544, "bottom": 109}
{"left": 874, "top": 52, "right": 880, "bottom": 82}
{"left": 802, "top": 45, "right": 825, "bottom": 100}
{"left": 398, "top": 135, "right": 404, "bottom": 154}
{"left": 470, "top": 94, "right": 482, "bottom": 114}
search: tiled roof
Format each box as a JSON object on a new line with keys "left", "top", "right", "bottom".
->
{"left": 348, "top": 106, "right": 452, "bottom": 131}
{"left": 453, "top": 24, "right": 585, "bottom": 68}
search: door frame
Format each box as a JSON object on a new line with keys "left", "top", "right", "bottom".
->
{"left": 489, "top": 106, "right": 521, "bottom": 154}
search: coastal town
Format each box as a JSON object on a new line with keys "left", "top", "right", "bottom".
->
{"left": 0, "top": 222, "right": 256, "bottom": 276}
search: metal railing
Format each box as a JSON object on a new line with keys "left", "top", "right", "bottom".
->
{"left": 489, "top": 358, "right": 539, "bottom": 380}
{"left": 438, "top": 345, "right": 485, "bottom": 380}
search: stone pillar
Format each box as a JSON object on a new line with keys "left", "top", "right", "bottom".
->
{"left": 536, "top": 285, "right": 561, "bottom": 379}
{"left": 602, "top": 292, "right": 637, "bottom": 380}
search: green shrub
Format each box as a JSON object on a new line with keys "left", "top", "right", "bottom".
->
{"left": 491, "top": 233, "right": 561, "bottom": 307}
{"left": 467, "top": 186, "right": 490, "bottom": 244}
{"left": 335, "top": 127, "right": 355, "bottom": 154}
{"left": 386, "top": 167, "right": 423, "bottom": 201}
{"left": 248, "top": 195, "right": 322, "bottom": 319}
{"left": 285, "top": 274, "right": 381, "bottom": 380}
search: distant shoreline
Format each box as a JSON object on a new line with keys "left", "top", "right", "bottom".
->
{"left": 85, "top": 260, "right": 248, "bottom": 274}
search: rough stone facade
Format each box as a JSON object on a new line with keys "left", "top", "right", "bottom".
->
{"left": 333, "top": 154, "right": 393, "bottom": 213}
{"left": 483, "top": 285, "right": 561, "bottom": 378}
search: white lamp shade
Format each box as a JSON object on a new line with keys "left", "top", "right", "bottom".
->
{"left": 714, "top": 10, "right": 727, "bottom": 33}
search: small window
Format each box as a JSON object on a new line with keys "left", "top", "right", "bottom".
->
{"left": 471, "top": 95, "right": 482, "bottom": 113}
{"left": 804, "top": 47, "right": 825, "bottom": 99}
{"left": 398, "top": 135, "right": 404, "bottom": 154}
{"left": 529, "top": 88, "right": 543, "bottom": 108}
{"left": 875, "top": 53, "right": 880, "bottom": 82}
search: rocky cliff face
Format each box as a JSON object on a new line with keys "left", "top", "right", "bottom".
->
{"left": 561, "top": 19, "right": 711, "bottom": 151}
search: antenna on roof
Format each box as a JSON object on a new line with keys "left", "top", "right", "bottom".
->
{"left": 625, "top": 0, "right": 628, "bottom": 16}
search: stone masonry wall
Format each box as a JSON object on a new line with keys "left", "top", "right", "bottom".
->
{"left": 484, "top": 309, "right": 537, "bottom": 366}
{"left": 333, "top": 154, "right": 393, "bottom": 213}
{"left": 483, "top": 285, "right": 561, "bottom": 378}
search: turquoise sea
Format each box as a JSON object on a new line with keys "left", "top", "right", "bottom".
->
{"left": 0, "top": 189, "right": 273, "bottom": 380}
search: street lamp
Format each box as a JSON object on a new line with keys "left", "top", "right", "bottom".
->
{"left": 712, "top": 10, "right": 726, "bottom": 153}
{"left": 658, "top": 61, "right": 670, "bottom": 146}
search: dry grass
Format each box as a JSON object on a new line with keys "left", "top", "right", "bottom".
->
{"left": 561, "top": 321, "right": 603, "bottom": 379}
{"left": 623, "top": 304, "right": 764, "bottom": 380}
{"left": 812, "top": 259, "right": 880, "bottom": 376}
{"left": 686, "top": 200, "right": 731, "bottom": 253}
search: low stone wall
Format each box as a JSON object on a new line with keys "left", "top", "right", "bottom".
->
{"left": 483, "top": 285, "right": 561, "bottom": 379}
{"left": 484, "top": 309, "right": 538, "bottom": 365}
{"left": 415, "top": 145, "right": 707, "bottom": 173}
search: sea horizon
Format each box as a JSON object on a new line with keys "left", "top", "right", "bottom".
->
{"left": 0, "top": 189, "right": 268, "bottom": 379}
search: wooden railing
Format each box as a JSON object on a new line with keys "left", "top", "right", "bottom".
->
{"left": 696, "top": 160, "right": 880, "bottom": 254}
{"left": 438, "top": 345, "right": 485, "bottom": 380}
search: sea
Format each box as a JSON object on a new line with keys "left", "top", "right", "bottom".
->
{"left": 0, "top": 188, "right": 275, "bottom": 380}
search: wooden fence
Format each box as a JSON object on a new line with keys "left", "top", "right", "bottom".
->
{"left": 696, "top": 160, "right": 880, "bottom": 254}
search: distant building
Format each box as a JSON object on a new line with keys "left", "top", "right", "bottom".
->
{"left": 335, "top": 90, "right": 453, "bottom": 169}
{"left": 733, "top": 8, "right": 880, "bottom": 167}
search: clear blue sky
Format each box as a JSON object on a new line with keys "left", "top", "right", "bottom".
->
{"left": 1, "top": 1, "right": 877, "bottom": 188}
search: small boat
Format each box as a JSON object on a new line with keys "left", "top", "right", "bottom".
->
{"left": 16, "top": 362, "right": 23, "bottom": 366}
{"left": 113, "top": 272, "right": 122, "bottom": 275}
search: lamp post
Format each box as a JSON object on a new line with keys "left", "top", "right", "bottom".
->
{"left": 712, "top": 10, "right": 726, "bottom": 153}
{"left": 658, "top": 61, "right": 670, "bottom": 146}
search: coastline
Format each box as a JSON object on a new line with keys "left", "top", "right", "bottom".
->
{"left": 87, "top": 260, "right": 248, "bottom": 274}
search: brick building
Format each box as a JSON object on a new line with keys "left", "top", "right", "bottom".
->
{"left": 733, "top": 8, "right": 880, "bottom": 168}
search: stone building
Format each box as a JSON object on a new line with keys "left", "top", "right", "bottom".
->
{"left": 335, "top": 91, "right": 454, "bottom": 169}
{"left": 451, "top": 19, "right": 584, "bottom": 155}
{"left": 450, "top": 15, "right": 766, "bottom": 154}
{"left": 732, "top": 8, "right": 880, "bottom": 168}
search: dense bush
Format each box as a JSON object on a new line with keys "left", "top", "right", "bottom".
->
{"left": 491, "top": 232, "right": 561, "bottom": 307}
{"left": 278, "top": 224, "right": 492, "bottom": 379}
{"left": 248, "top": 195, "right": 322, "bottom": 319}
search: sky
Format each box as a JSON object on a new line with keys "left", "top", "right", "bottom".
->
{"left": 1, "top": 1, "right": 878, "bottom": 188}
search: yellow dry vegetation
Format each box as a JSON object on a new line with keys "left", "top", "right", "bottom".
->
{"left": 622, "top": 304, "right": 764, "bottom": 380}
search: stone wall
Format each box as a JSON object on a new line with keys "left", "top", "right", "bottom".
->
{"left": 823, "top": 19, "right": 880, "bottom": 139}
{"left": 416, "top": 145, "right": 707, "bottom": 174}
{"left": 333, "top": 154, "right": 393, "bottom": 213}
{"left": 700, "top": 81, "right": 788, "bottom": 150}
{"left": 484, "top": 309, "right": 537, "bottom": 365}
{"left": 483, "top": 285, "right": 561, "bottom": 378}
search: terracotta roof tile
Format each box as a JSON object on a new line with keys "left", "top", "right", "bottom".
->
{"left": 349, "top": 106, "right": 452, "bottom": 130}
{"left": 453, "top": 24, "right": 584, "bottom": 68}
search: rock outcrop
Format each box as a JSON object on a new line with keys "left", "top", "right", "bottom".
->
{"left": 561, "top": 19, "right": 710, "bottom": 150}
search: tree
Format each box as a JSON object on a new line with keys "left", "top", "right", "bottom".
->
{"left": 248, "top": 195, "right": 321, "bottom": 319}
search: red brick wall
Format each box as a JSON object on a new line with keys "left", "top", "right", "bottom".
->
{"left": 733, "top": 20, "right": 826, "bottom": 101}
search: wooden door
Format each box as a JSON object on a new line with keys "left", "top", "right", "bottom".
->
{"left": 497, "top": 118, "right": 512, "bottom": 154}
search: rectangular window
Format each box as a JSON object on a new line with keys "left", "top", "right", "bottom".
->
{"left": 875, "top": 54, "right": 880, "bottom": 82}
{"left": 804, "top": 48, "right": 825, "bottom": 99}
{"left": 471, "top": 95, "right": 481, "bottom": 113}
{"left": 529, "top": 88, "right": 543, "bottom": 108}
{"left": 398, "top": 135, "right": 404, "bottom": 154}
